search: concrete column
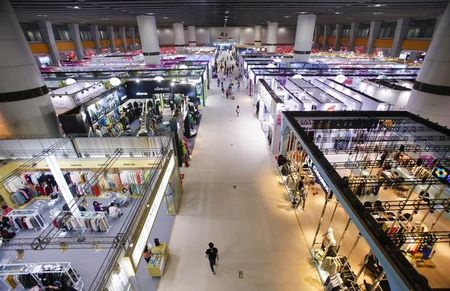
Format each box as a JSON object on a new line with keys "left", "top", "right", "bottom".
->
{"left": 68, "top": 23, "right": 84, "bottom": 60}
{"left": 367, "top": 21, "right": 381, "bottom": 54}
{"left": 266, "top": 21, "right": 278, "bottom": 53}
{"left": 349, "top": 22, "right": 358, "bottom": 51}
{"left": 120, "top": 26, "right": 127, "bottom": 51}
{"left": 433, "top": 14, "right": 443, "bottom": 37}
{"left": 188, "top": 26, "right": 196, "bottom": 47}
{"left": 38, "top": 21, "right": 60, "bottom": 66}
{"left": 107, "top": 25, "right": 116, "bottom": 51}
{"left": 206, "top": 27, "right": 212, "bottom": 45}
{"left": 407, "top": 3, "right": 450, "bottom": 127}
{"left": 390, "top": 18, "right": 409, "bottom": 57}
{"left": 128, "top": 27, "right": 136, "bottom": 50}
{"left": 293, "top": 14, "right": 316, "bottom": 62}
{"left": 313, "top": 25, "right": 319, "bottom": 44}
{"left": 254, "top": 25, "right": 262, "bottom": 46}
{"left": 90, "top": 24, "right": 101, "bottom": 53}
{"left": 136, "top": 15, "right": 160, "bottom": 65}
{"left": 173, "top": 22, "right": 185, "bottom": 52}
{"left": 0, "top": 0, "right": 60, "bottom": 137}
{"left": 334, "top": 24, "right": 342, "bottom": 50}
{"left": 322, "top": 25, "right": 329, "bottom": 49}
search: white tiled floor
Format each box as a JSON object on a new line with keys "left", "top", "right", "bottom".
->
{"left": 157, "top": 85, "right": 322, "bottom": 291}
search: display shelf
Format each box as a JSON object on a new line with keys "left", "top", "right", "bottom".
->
{"left": 91, "top": 98, "right": 130, "bottom": 128}
{"left": 6, "top": 209, "right": 46, "bottom": 230}
{"left": 147, "top": 243, "right": 168, "bottom": 277}
{"left": 0, "top": 262, "right": 83, "bottom": 291}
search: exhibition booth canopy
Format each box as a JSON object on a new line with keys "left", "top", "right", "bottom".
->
{"left": 254, "top": 76, "right": 391, "bottom": 157}
{"left": 279, "top": 111, "right": 450, "bottom": 290}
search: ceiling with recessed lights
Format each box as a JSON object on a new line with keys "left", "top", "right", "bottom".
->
{"left": 9, "top": 0, "right": 448, "bottom": 27}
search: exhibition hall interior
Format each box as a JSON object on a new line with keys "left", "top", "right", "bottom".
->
{"left": 0, "top": 0, "right": 449, "bottom": 290}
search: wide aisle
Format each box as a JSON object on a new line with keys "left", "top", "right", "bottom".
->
{"left": 157, "top": 85, "right": 321, "bottom": 291}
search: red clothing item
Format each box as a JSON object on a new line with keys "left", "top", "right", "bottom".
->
{"left": 2, "top": 207, "right": 13, "bottom": 216}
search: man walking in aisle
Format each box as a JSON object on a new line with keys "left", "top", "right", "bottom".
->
{"left": 236, "top": 105, "right": 240, "bottom": 117}
{"left": 205, "top": 242, "right": 219, "bottom": 274}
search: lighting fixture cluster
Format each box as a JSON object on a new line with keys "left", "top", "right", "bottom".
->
{"left": 224, "top": 9, "right": 230, "bottom": 26}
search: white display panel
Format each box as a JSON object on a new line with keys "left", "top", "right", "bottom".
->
{"left": 131, "top": 156, "right": 175, "bottom": 267}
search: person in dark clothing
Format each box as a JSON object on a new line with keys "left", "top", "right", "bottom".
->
{"left": 205, "top": 242, "right": 219, "bottom": 274}
{"left": 62, "top": 203, "right": 70, "bottom": 211}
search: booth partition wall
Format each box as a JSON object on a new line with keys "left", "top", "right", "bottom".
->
{"left": 279, "top": 111, "right": 450, "bottom": 290}
{"left": 0, "top": 136, "right": 182, "bottom": 291}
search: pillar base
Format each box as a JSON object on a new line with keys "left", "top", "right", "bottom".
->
{"left": 143, "top": 55, "right": 161, "bottom": 65}
{"left": 267, "top": 45, "right": 276, "bottom": 53}
{"left": 294, "top": 53, "right": 310, "bottom": 62}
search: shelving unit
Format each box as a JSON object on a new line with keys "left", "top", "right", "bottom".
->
{"left": 6, "top": 209, "right": 46, "bottom": 230}
{"left": 0, "top": 262, "right": 83, "bottom": 290}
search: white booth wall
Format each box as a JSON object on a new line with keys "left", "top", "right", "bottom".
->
{"left": 356, "top": 80, "right": 411, "bottom": 110}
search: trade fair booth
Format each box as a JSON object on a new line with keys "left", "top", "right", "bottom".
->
{"left": 58, "top": 85, "right": 128, "bottom": 136}
{"left": 0, "top": 136, "right": 182, "bottom": 291}
{"left": 320, "top": 78, "right": 389, "bottom": 111}
{"left": 356, "top": 79, "right": 412, "bottom": 111}
{"left": 49, "top": 81, "right": 106, "bottom": 114}
{"left": 256, "top": 75, "right": 393, "bottom": 156}
{"left": 247, "top": 67, "right": 419, "bottom": 97}
{"left": 41, "top": 67, "right": 209, "bottom": 107}
{"left": 278, "top": 111, "right": 450, "bottom": 290}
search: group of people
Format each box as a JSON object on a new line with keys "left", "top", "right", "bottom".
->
{"left": 61, "top": 188, "right": 129, "bottom": 219}
{"left": 217, "top": 76, "right": 241, "bottom": 99}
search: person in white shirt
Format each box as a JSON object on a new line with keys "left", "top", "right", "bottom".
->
{"left": 108, "top": 202, "right": 122, "bottom": 219}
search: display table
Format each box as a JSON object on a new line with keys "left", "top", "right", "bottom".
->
{"left": 147, "top": 243, "right": 168, "bottom": 277}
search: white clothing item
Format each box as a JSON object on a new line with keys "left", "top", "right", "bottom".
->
{"left": 109, "top": 206, "right": 121, "bottom": 218}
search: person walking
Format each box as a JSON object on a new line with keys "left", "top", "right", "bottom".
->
{"left": 236, "top": 105, "right": 240, "bottom": 117}
{"left": 217, "top": 78, "right": 220, "bottom": 87}
{"left": 205, "top": 242, "right": 219, "bottom": 274}
{"left": 237, "top": 79, "right": 241, "bottom": 91}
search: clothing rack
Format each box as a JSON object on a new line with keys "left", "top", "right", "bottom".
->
{"left": 0, "top": 262, "right": 83, "bottom": 290}
{"left": 6, "top": 209, "right": 45, "bottom": 231}
{"left": 52, "top": 210, "right": 111, "bottom": 233}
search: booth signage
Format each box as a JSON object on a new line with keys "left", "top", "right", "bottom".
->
{"left": 125, "top": 80, "right": 195, "bottom": 99}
